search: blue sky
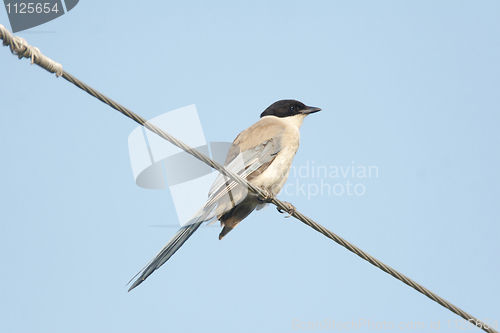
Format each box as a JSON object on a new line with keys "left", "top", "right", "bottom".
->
{"left": 0, "top": 1, "right": 498, "bottom": 332}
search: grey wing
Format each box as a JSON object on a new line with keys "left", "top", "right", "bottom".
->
{"left": 127, "top": 128, "right": 284, "bottom": 291}
{"left": 204, "top": 132, "right": 284, "bottom": 219}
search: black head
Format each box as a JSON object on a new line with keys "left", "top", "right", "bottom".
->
{"left": 260, "top": 99, "right": 321, "bottom": 118}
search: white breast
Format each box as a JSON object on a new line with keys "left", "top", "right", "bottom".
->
{"left": 250, "top": 114, "right": 306, "bottom": 194}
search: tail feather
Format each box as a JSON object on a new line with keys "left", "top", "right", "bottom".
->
{"left": 218, "top": 226, "right": 233, "bottom": 240}
{"left": 127, "top": 221, "right": 202, "bottom": 292}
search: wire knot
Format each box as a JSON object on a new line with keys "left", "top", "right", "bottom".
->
{"left": 0, "top": 24, "right": 63, "bottom": 77}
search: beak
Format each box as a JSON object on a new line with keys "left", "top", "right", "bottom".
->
{"left": 301, "top": 106, "right": 322, "bottom": 115}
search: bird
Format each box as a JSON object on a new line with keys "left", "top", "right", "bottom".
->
{"left": 127, "top": 99, "right": 321, "bottom": 291}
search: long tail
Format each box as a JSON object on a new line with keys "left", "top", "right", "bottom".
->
{"left": 127, "top": 221, "right": 203, "bottom": 291}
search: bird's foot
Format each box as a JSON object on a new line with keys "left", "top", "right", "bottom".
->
{"left": 257, "top": 186, "right": 274, "bottom": 203}
{"left": 277, "top": 201, "right": 296, "bottom": 218}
